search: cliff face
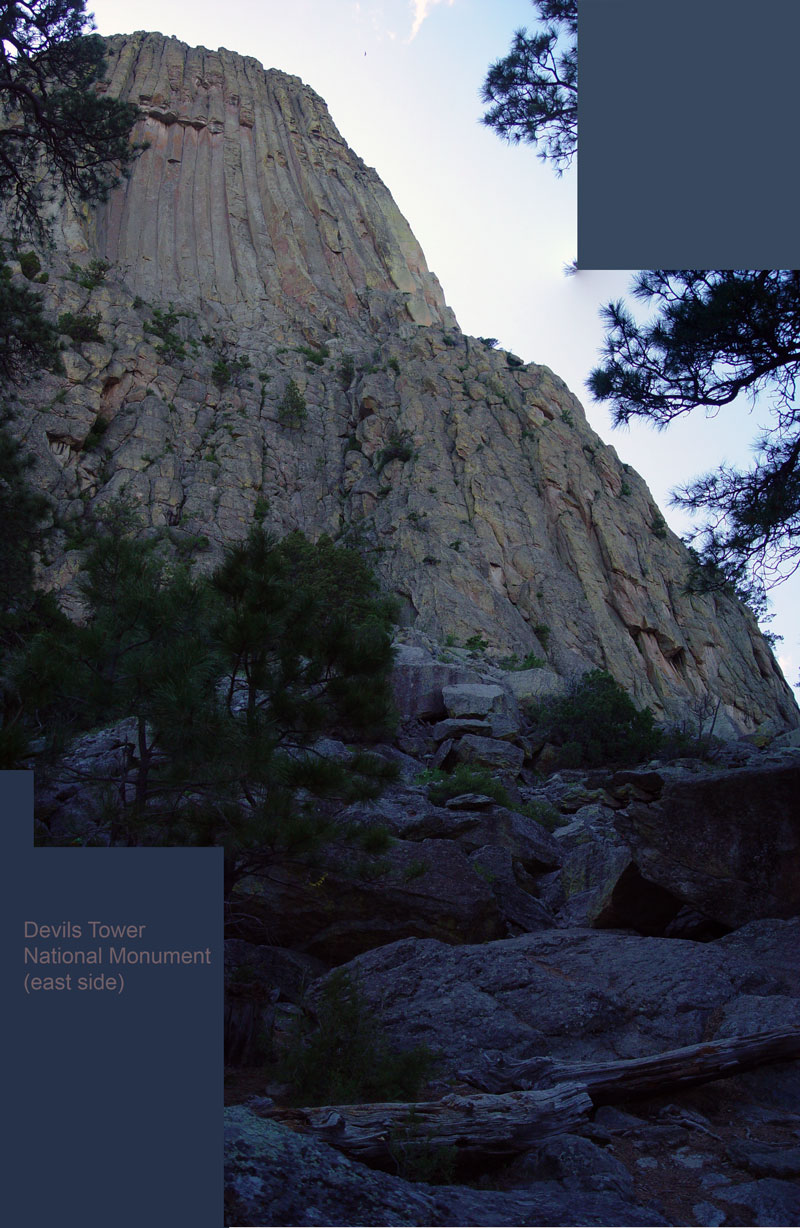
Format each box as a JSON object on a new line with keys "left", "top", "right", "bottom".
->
{"left": 11, "top": 32, "right": 799, "bottom": 733}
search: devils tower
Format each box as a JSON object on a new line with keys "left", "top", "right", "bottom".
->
{"left": 9, "top": 31, "right": 798, "bottom": 733}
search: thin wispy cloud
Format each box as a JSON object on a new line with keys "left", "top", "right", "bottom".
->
{"left": 409, "top": 0, "right": 456, "bottom": 40}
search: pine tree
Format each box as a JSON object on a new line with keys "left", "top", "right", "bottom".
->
{"left": 481, "top": 0, "right": 577, "bottom": 173}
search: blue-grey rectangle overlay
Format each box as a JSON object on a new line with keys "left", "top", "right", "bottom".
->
{"left": 579, "top": 0, "right": 800, "bottom": 268}
{"left": 3, "top": 771, "right": 223, "bottom": 1228}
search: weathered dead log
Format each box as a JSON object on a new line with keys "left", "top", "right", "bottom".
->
{"left": 267, "top": 1081, "right": 593, "bottom": 1162}
{"left": 460, "top": 1026, "right": 800, "bottom": 1099}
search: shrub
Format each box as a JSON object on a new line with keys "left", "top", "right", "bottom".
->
{"left": 296, "top": 343, "right": 329, "bottom": 365}
{"left": 277, "top": 969, "right": 436, "bottom": 1105}
{"left": 144, "top": 306, "right": 187, "bottom": 359}
{"left": 339, "top": 354, "right": 356, "bottom": 388}
{"left": 526, "top": 669, "right": 661, "bottom": 769}
{"left": 464, "top": 634, "right": 489, "bottom": 652}
{"left": 83, "top": 417, "right": 108, "bottom": 451}
{"left": 518, "top": 798, "right": 566, "bottom": 831}
{"left": 69, "top": 258, "right": 110, "bottom": 289}
{"left": 58, "top": 311, "right": 102, "bottom": 343}
{"left": 375, "top": 428, "right": 413, "bottom": 473}
{"left": 498, "top": 651, "right": 545, "bottom": 671}
{"left": 421, "top": 763, "right": 511, "bottom": 807}
{"left": 277, "top": 379, "right": 307, "bottom": 428}
{"left": 651, "top": 509, "right": 669, "bottom": 539}
{"left": 18, "top": 251, "right": 41, "bottom": 280}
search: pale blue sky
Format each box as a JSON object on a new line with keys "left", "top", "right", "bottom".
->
{"left": 89, "top": 0, "right": 799, "bottom": 690}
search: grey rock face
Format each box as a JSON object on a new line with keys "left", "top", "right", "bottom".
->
{"left": 8, "top": 30, "right": 798, "bottom": 735}
{"left": 615, "top": 758, "right": 800, "bottom": 926}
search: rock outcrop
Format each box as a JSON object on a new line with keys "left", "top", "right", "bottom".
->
{"left": 7, "top": 30, "right": 798, "bottom": 734}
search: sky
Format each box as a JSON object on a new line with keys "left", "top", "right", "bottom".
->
{"left": 89, "top": 0, "right": 800, "bottom": 691}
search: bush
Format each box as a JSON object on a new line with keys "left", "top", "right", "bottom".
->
{"left": 526, "top": 669, "right": 661, "bottom": 769}
{"left": 277, "top": 378, "right": 307, "bottom": 427}
{"left": 69, "top": 258, "right": 110, "bottom": 289}
{"left": 58, "top": 311, "right": 102, "bottom": 343}
{"left": 375, "top": 427, "right": 414, "bottom": 473}
{"left": 277, "top": 969, "right": 436, "bottom": 1105}
{"left": 144, "top": 306, "right": 187, "bottom": 360}
{"left": 18, "top": 251, "right": 41, "bottom": 280}
{"left": 339, "top": 354, "right": 356, "bottom": 388}
{"left": 421, "top": 763, "right": 511, "bottom": 807}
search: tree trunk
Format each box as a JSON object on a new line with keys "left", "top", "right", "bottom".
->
{"left": 268, "top": 1082, "right": 593, "bottom": 1162}
{"left": 266, "top": 1028, "right": 800, "bottom": 1164}
{"left": 460, "top": 1027, "right": 800, "bottom": 1099}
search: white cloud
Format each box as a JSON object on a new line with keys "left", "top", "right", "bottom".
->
{"left": 409, "top": 0, "right": 456, "bottom": 40}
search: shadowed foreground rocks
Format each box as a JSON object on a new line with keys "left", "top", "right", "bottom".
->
{"left": 224, "top": 1106, "right": 669, "bottom": 1227}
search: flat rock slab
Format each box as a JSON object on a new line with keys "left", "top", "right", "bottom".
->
{"left": 336, "top": 919, "right": 800, "bottom": 1072}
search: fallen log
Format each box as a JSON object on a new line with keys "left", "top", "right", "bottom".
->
{"left": 267, "top": 1081, "right": 593, "bottom": 1162}
{"left": 265, "top": 1028, "right": 800, "bottom": 1165}
{"left": 460, "top": 1026, "right": 800, "bottom": 1099}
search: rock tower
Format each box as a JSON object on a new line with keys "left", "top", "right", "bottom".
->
{"left": 10, "top": 32, "right": 799, "bottom": 733}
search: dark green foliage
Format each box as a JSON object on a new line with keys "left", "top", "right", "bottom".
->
{"left": 478, "top": 337, "right": 499, "bottom": 349}
{"left": 0, "top": 2, "right": 142, "bottom": 238}
{"left": 482, "top": 0, "right": 577, "bottom": 172}
{"left": 277, "top": 378, "right": 307, "bottom": 427}
{"left": 464, "top": 634, "right": 489, "bottom": 652}
{"left": 0, "top": 412, "right": 68, "bottom": 762}
{"left": 18, "top": 251, "right": 42, "bottom": 280}
{"left": 58, "top": 310, "right": 102, "bottom": 342}
{"left": 144, "top": 307, "right": 187, "bottom": 360}
{"left": 526, "top": 669, "right": 661, "bottom": 769}
{"left": 589, "top": 270, "right": 800, "bottom": 609}
{"left": 498, "top": 650, "right": 545, "bottom": 671}
{"left": 421, "top": 764, "right": 512, "bottom": 807}
{"left": 213, "top": 527, "right": 398, "bottom": 742}
{"left": 19, "top": 517, "right": 397, "bottom": 870}
{"left": 375, "top": 427, "right": 414, "bottom": 473}
{"left": 211, "top": 349, "right": 251, "bottom": 389}
{"left": 296, "top": 343, "right": 329, "bottom": 366}
{"left": 68, "top": 258, "right": 110, "bottom": 289}
{"left": 0, "top": 258, "right": 62, "bottom": 379}
{"left": 338, "top": 354, "right": 356, "bottom": 388}
{"left": 277, "top": 970, "right": 436, "bottom": 1106}
{"left": 533, "top": 621, "right": 550, "bottom": 649}
{"left": 651, "top": 509, "right": 668, "bottom": 540}
{"left": 82, "top": 416, "right": 108, "bottom": 451}
{"left": 518, "top": 798, "right": 566, "bottom": 831}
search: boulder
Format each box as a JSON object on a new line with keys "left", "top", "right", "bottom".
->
{"left": 451, "top": 733, "right": 525, "bottom": 775}
{"left": 391, "top": 648, "right": 481, "bottom": 719}
{"left": 336, "top": 919, "right": 800, "bottom": 1072}
{"left": 615, "top": 756, "right": 800, "bottom": 927}
{"left": 468, "top": 845, "right": 557, "bottom": 933}
{"left": 442, "top": 682, "right": 521, "bottom": 732}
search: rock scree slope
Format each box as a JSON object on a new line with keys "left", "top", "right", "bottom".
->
{"left": 10, "top": 30, "right": 799, "bottom": 733}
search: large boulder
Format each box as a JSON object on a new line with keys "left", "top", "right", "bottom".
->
{"left": 614, "top": 756, "right": 800, "bottom": 927}
{"left": 391, "top": 646, "right": 482, "bottom": 719}
{"left": 334, "top": 919, "right": 800, "bottom": 1071}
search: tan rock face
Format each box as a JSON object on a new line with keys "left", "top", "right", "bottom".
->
{"left": 10, "top": 32, "right": 799, "bottom": 733}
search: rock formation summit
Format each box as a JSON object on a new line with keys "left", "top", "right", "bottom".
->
{"left": 12, "top": 31, "right": 799, "bottom": 733}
